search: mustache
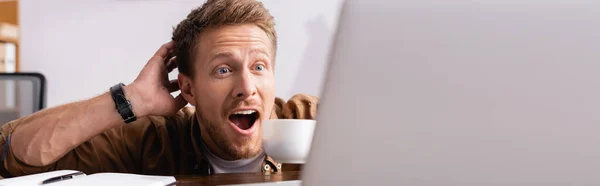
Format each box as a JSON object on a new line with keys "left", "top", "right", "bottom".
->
{"left": 224, "top": 99, "right": 263, "bottom": 113}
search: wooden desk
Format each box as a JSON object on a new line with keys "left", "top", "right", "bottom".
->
{"left": 176, "top": 171, "right": 301, "bottom": 186}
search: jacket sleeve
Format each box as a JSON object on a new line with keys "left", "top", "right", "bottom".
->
{"left": 0, "top": 107, "right": 195, "bottom": 178}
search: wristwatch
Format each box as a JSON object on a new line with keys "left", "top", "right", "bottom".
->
{"left": 110, "top": 83, "right": 137, "bottom": 123}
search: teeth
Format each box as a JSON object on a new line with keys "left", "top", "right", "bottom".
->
{"left": 233, "top": 110, "right": 256, "bottom": 115}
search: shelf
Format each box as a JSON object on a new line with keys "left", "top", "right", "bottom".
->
{"left": 0, "top": 35, "right": 18, "bottom": 44}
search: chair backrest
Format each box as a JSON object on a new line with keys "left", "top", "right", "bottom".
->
{"left": 0, "top": 73, "right": 45, "bottom": 125}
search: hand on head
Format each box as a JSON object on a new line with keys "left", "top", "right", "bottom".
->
{"left": 126, "top": 41, "right": 188, "bottom": 117}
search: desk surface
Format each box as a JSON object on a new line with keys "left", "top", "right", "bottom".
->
{"left": 175, "top": 171, "right": 301, "bottom": 186}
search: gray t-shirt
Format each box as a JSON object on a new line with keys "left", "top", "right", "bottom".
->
{"left": 199, "top": 139, "right": 266, "bottom": 174}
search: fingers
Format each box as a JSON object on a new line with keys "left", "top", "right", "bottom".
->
{"left": 282, "top": 98, "right": 298, "bottom": 119}
{"left": 282, "top": 100, "right": 311, "bottom": 119}
{"left": 153, "top": 41, "right": 175, "bottom": 59}
{"left": 310, "top": 102, "right": 318, "bottom": 119}
{"left": 290, "top": 94, "right": 319, "bottom": 119}
{"left": 166, "top": 56, "right": 178, "bottom": 72}
{"left": 271, "top": 97, "right": 286, "bottom": 119}
{"left": 282, "top": 94, "right": 319, "bottom": 119}
{"left": 167, "top": 79, "right": 180, "bottom": 93}
{"left": 149, "top": 41, "right": 175, "bottom": 69}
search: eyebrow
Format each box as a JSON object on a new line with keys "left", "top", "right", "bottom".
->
{"left": 209, "top": 52, "right": 234, "bottom": 63}
{"left": 208, "top": 48, "right": 270, "bottom": 63}
{"left": 250, "top": 48, "right": 270, "bottom": 58}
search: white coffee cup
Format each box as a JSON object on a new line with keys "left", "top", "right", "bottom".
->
{"left": 261, "top": 119, "right": 316, "bottom": 164}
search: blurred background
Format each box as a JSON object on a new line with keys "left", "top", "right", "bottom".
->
{"left": 0, "top": 0, "right": 343, "bottom": 124}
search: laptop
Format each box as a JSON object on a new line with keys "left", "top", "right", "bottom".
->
{"left": 300, "top": 0, "right": 600, "bottom": 185}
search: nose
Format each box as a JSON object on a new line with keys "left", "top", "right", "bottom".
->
{"left": 231, "top": 70, "right": 257, "bottom": 99}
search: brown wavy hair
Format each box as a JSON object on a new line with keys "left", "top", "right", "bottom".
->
{"left": 171, "top": 0, "right": 277, "bottom": 76}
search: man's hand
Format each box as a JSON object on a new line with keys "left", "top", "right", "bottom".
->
{"left": 124, "top": 41, "right": 188, "bottom": 117}
{"left": 280, "top": 94, "right": 319, "bottom": 119}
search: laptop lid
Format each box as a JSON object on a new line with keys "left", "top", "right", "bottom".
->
{"left": 303, "top": 0, "right": 600, "bottom": 185}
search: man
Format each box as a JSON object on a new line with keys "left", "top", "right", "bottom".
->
{"left": 0, "top": 0, "right": 318, "bottom": 177}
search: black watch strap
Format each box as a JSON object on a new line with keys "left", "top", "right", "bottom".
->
{"left": 110, "top": 83, "right": 137, "bottom": 124}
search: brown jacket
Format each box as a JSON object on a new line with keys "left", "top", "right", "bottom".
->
{"left": 0, "top": 94, "right": 318, "bottom": 178}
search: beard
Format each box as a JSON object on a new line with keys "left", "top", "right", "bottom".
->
{"left": 198, "top": 114, "right": 263, "bottom": 160}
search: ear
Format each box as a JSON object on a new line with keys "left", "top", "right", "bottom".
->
{"left": 178, "top": 73, "right": 197, "bottom": 106}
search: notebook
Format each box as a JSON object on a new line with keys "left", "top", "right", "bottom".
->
{"left": 0, "top": 170, "right": 175, "bottom": 186}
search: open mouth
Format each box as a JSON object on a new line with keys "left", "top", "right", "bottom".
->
{"left": 228, "top": 110, "right": 259, "bottom": 130}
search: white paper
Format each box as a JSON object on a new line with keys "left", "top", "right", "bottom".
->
{"left": 0, "top": 171, "right": 175, "bottom": 186}
{"left": 45, "top": 173, "right": 175, "bottom": 186}
{"left": 0, "top": 170, "right": 83, "bottom": 186}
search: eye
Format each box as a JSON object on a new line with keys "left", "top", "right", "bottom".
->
{"left": 254, "top": 64, "right": 265, "bottom": 71}
{"left": 216, "top": 67, "right": 231, "bottom": 74}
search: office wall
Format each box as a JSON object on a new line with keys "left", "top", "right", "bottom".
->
{"left": 19, "top": 0, "right": 342, "bottom": 107}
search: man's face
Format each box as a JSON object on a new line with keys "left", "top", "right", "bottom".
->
{"left": 182, "top": 24, "right": 275, "bottom": 160}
